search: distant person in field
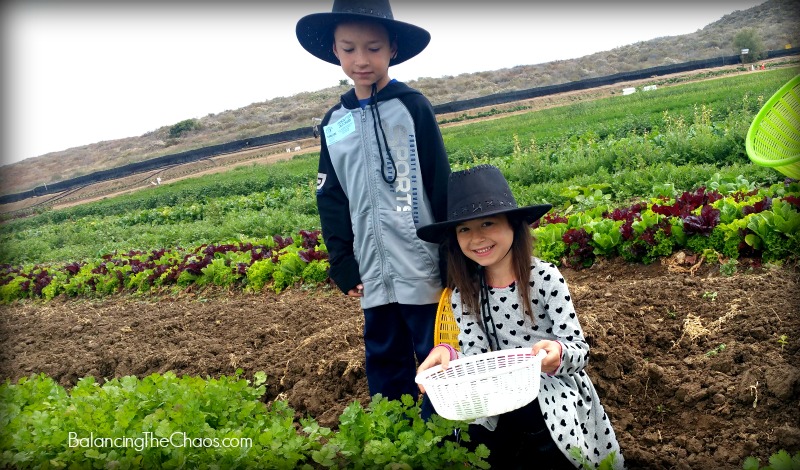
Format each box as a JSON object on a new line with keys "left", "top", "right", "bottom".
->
{"left": 415, "top": 165, "right": 624, "bottom": 469}
{"left": 296, "top": 0, "right": 450, "bottom": 417}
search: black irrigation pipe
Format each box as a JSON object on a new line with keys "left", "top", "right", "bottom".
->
{"left": 9, "top": 157, "right": 225, "bottom": 218}
{"left": 2, "top": 130, "right": 311, "bottom": 205}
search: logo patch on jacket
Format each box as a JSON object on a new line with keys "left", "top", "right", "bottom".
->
{"left": 316, "top": 173, "right": 327, "bottom": 193}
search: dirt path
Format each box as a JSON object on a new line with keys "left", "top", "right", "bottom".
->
{"left": 2, "top": 256, "right": 798, "bottom": 469}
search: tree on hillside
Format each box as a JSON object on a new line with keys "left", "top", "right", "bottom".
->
{"left": 733, "top": 28, "right": 766, "bottom": 63}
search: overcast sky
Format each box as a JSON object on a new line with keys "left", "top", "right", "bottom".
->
{"left": 1, "top": 0, "right": 765, "bottom": 166}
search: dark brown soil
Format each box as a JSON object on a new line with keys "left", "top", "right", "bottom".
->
{"left": 1, "top": 255, "right": 798, "bottom": 469}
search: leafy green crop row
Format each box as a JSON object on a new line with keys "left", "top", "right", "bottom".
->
{"left": 0, "top": 231, "right": 330, "bottom": 303}
{"left": 2, "top": 179, "right": 797, "bottom": 304}
{"left": 3, "top": 370, "right": 791, "bottom": 469}
{"left": 1, "top": 370, "right": 791, "bottom": 469}
{"left": 0, "top": 197, "right": 321, "bottom": 266}
{"left": 0, "top": 372, "right": 491, "bottom": 469}
{"left": 6, "top": 157, "right": 319, "bottom": 227}
{"left": 531, "top": 180, "right": 800, "bottom": 268}
{"left": 443, "top": 68, "right": 797, "bottom": 165}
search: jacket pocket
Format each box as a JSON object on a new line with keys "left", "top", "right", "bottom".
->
{"left": 379, "top": 208, "right": 438, "bottom": 279}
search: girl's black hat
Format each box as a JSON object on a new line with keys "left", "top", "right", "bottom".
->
{"left": 296, "top": 0, "right": 430, "bottom": 66}
{"left": 417, "top": 165, "right": 552, "bottom": 243}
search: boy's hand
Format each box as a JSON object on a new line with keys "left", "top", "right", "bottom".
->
{"left": 416, "top": 346, "right": 451, "bottom": 394}
{"left": 347, "top": 284, "right": 364, "bottom": 297}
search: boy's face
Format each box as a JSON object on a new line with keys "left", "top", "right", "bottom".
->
{"left": 333, "top": 21, "right": 397, "bottom": 98}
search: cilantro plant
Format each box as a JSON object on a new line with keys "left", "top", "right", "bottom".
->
{"left": 0, "top": 374, "right": 488, "bottom": 469}
{"left": 743, "top": 450, "right": 800, "bottom": 470}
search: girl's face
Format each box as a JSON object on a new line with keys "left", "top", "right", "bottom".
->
{"left": 333, "top": 21, "right": 397, "bottom": 99}
{"left": 455, "top": 214, "right": 515, "bottom": 275}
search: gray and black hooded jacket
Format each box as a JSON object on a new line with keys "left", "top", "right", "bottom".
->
{"left": 316, "top": 81, "right": 450, "bottom": 309}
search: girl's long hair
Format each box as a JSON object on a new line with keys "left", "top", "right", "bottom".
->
{"left": 445, "top": 215, "right": 534, "bottom": 320}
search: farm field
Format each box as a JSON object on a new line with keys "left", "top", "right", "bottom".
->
{"left": 1, "top": 257, "right": 797, "bottom": 469}
{"left": 1, "top": 66, "right": 799, "bottom": 469}
{"left": 0, "top": 58, "right": 791, "bottom": 217}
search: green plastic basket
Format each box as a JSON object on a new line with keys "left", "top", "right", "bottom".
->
{"left": 746, "top": 75, "right": 800, "bottom": 179}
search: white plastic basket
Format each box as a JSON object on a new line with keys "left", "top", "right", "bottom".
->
{"left": 415, "top": 349, "right": 546, "bottom": 421}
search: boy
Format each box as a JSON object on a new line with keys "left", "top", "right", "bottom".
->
{"left": 296, "top": 0, "right": 451, "bottom": 411}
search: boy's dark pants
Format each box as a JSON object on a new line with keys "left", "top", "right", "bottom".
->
{"left": 362, "top": 302, "right": 437, "bottom": 418}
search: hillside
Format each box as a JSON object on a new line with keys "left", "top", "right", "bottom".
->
{"left": 1, "top": 0, "right": 798, "bottom": 196}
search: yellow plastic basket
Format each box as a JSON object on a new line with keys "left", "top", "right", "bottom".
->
{"left": 746, "top": 75, "right": 800, "bottom": 179}
{"left": 434, "top": 287, "right": 460, "bottom": 351}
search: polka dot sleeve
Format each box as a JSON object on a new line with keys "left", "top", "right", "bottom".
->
{"left": 533, "top": 261, "right": 590, "bottom": 377}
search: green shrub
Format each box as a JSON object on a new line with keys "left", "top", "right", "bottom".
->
{"left": 168, "top": 118, "right": 200, "bottom": 138}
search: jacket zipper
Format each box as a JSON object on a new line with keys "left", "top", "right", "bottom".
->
{"left": 362, "top": 106, "right": 395, "bottom": 303}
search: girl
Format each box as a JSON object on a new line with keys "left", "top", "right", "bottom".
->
{"left": 416, "top": 165, "right": 624, "bottom": 470}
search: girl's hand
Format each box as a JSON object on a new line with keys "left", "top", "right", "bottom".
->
{"left": 347, "top": 284, "right": 364, "bottom": 297}
{"left": 532, "top": 340, "right": 562, "bottom": 375}
{"left": 416, "top": 346, "right": 452, "bottom": 394}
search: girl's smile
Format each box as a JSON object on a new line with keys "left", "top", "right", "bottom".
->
{"left": 471, "top": 244, "right": 497, "bottom": 257}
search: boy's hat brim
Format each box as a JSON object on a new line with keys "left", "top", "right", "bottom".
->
{"left": 296, "top": 2, "right": 430, "bottom": 66}
{"left": 416, "top": 164, "right": 552, "bottom": 244}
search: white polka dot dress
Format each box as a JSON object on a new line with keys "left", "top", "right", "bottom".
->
{"left": 453, "top": 257, "right": 624, "bottom": 469}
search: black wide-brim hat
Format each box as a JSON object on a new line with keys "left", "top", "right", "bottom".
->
{"left": 296, "top": 0, "right": 430, "bottom": 66}
{"left": 417, "top": 165, "right": 552, "bottom": 244}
